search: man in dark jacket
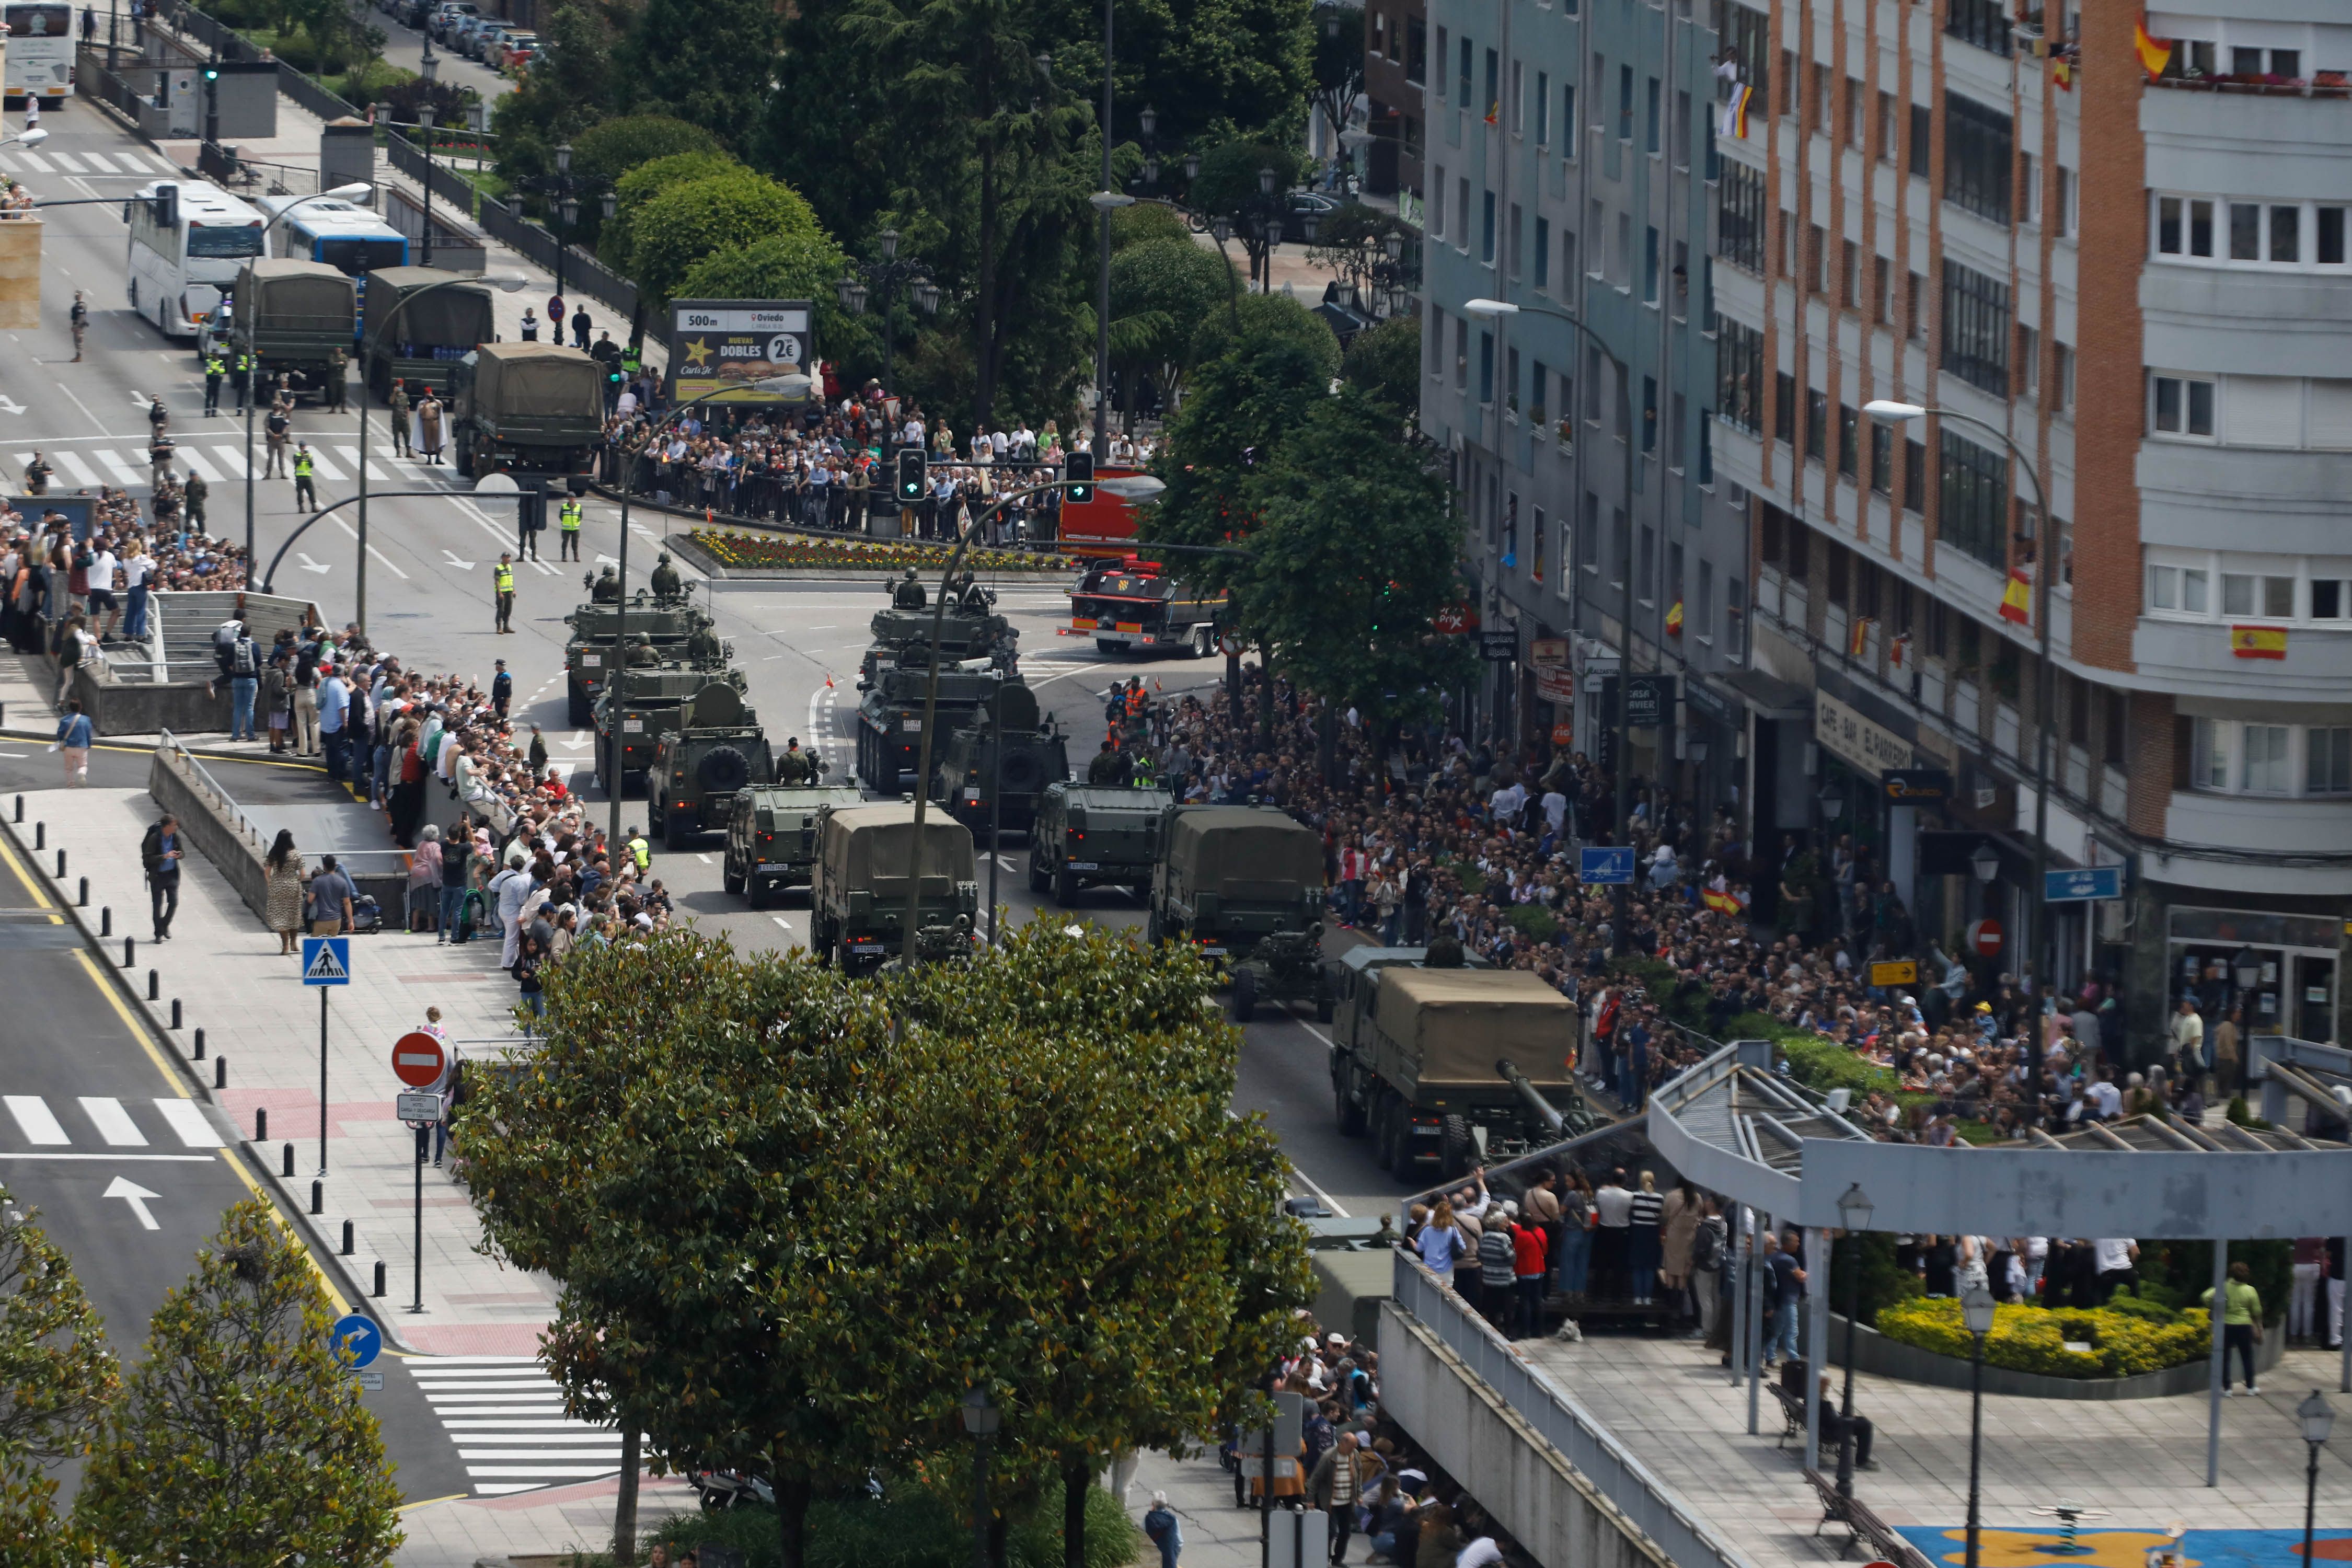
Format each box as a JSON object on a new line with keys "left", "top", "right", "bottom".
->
{"left": 140, "top": 813, "right": 183, "bottom": 940}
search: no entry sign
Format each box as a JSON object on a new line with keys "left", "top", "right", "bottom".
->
{"left": 1968, "top": 918, "right": 2004, "bottom": 959}
{"left": 391, "top": 1031, "right": 448, "bottom": 1089}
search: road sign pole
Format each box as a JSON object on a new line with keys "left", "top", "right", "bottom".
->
{"left": 410, "top": 1123, "right": 425, "bottom": 1314}
{"left": 318, "top": 987, "right": 330, "bottom": 1176}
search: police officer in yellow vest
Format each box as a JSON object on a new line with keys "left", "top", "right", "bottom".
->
{"left": 626, "top": 827, "right": 650, "bottom": 872}
{"left": 203, "top": 347, "right": 225, "bottom": 416}
{"left": 292, "top": 442, "right": 317, "bottom": 511}
{"left": 233, "top": 349, "right": 253, "bottom": 412}
{"left": 493, "top": 551, "right": 517, "bottom": 633}
{"left": 557, "top": 496, "right": 583, "bottom": 561}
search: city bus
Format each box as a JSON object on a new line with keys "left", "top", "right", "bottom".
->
{"left": 262, "top": 194, "right": 409, "bottom": 276}
{"left": 3, "top": 3, "right": 74, "bottom": 107}
{"left": 124, "top": 180, "right": 267, "bottom": 339}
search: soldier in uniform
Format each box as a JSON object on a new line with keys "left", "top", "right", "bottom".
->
{"left": 891, "top": 568, "right": 926, "bottom": 609}
{"left": 388, "top": 379, "right": 412, "bottom": 456}
{"left": 1086, "top": 741, "right": 1124, "bottom": 785}
{"left": 776, "top": 737, "right": 814, "bottom": 783}
{"left": 685, "top": 621, "right": 723, "bottom": 665}
{"left": 590, "top": 564, "right": 622, "bottom": 603}
{"left": 626, "top": 633, "right": 660, "bottom": 668}
{"left": 650, "top": 551, "right": 684, "bottom": 598}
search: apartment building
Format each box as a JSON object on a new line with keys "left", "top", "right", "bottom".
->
{"left": 1707, "top": 0, "right": 2350, "bottom": 1044}
{"left": 1418, "top": 0, "right": 1756, "bottom": 821}
{"left": 1365, "top": 0, "right": 1432, "bottom": 206}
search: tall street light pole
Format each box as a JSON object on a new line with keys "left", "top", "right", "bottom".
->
{"left": 2300, "top": 1391, "right": 2336, "bottom": 1568}
{"left": 1961, "top": 1282, "right": 1996, "bottom": 1568}
{"left": 1866, "top": 400, "right": 2054, "bottom": 1018}
{"left": 1833, "top": 1183, "right": 1874, "bottom": 1498}
{"left": 1465, "top": 297, "right": 1636, "bottom": 949}
{"left": 961, "top": 1390, "right": 999, "bottom": 1568}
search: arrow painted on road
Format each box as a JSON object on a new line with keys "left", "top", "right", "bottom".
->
{"left": 296, "top": 553, "right": 332, "bottom": 575}
{"left": 443, "top": 549, "right": 476, "bottom": 572}
{"left": 127, "top": 388, "right": 155, "bottom": 410}
{"left": 0, "top": 395, "right": 25, "bottom": 416}
{"left": 104, "top": 1175, "right": 160, "bottom": 1230}
{"left": 560, "top": 731, "right": 593, "bottom": 751}
{"left": 594, "top": 554, "right": 620, "bottom": 566}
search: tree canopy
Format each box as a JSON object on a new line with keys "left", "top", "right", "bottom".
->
{"left": 0, "top": 1191, "right": 117, "bottom": 1568}
{"left": 616, "top": 0, "right": 781, "bottom": 144}
{"left": 574, "top": 113, "right": 727, "bottom": 181}
{"left": 618, "top": 167, "right": 831, "bottom": 310}
{"left": 1340, "top": 314, "right": 1420, "bottom": 420}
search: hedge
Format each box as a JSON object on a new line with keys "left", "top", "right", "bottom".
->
{"left": 643, "top": 1478, "right": 1142, "bottom": 1568}
{"left": 1876, "top": 1295, "right": 2212, "bottom": 1379}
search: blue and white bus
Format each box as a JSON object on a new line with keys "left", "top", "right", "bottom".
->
{"left": 262, "top": 195, "right": 409, "bottom": 276}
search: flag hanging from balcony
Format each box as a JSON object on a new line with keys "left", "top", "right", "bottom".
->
{"left": 1849, "top": 615, "right": 1873, "bottom": 658}
{"left": 2134, "top": 19, "right": 2173, "bottom": 80}
{"left": 1665, "top": 599, "right": 1685, "bottom": 636}
{"left": 2051, "top": 55, "right": 2074, "bottom": 90}
{"left": 1999, "top": 565, "right": 2034, "bottom": 625}
{"left": 2231, "top": 625, "right": 2288, "bottom": 660}
{"left": 1889, "top": 632, "right": 1910, "bottom": 669}
{"left": 1486, "top": 101, "right": 1500, "bottom": 124}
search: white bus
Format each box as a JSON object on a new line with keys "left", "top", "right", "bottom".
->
{"left": 3, "top": 3, "right": 74, "bottom": 106}
{"left": 125, "top": 180, "right": 266, "bottom": 339}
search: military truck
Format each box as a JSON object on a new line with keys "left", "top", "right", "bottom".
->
{"left": 449, "top": 342, "right": 605, "bottom": 481}
{"left": 221, "top": 259, "right": 355, "bottom": 403}
{"left": 562, "top": 583, "right": 720, "bottom": 725}
{"left": 1146, "top": 804, "right": 1325, "bottom": 966}
{"left": 362, "top": 265, "right": 495, "bottom": 399}
{"left": 856, "top": 664, "right": 1014, "bottom": 794}
{"left": 594, "top": 665, "right": 747, "bottom": 795}
{"left": 725, "top": 782, "right": 863, "bottom": 907}
{"left": 1029, "top": 782, "right": 1168, "bottom": 905}
{"left": 931, "top": 683, "right": 1069, "bottom": 838}
{"left": 1329, "top": 963, "right": 1587, "bottom": 1180}
{"left": 649, "top": 682, "right": 774, "bottom": 849}
{"left": 808, "top": 803, "right": 980, "bottom": 975}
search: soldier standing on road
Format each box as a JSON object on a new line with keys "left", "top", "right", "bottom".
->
{"left": 21, "top": 451, "right": 47, "bottom": 494}
{"left": 776, "top": 737, "right": 812, "bottom": 783}
{"left": 325, "top": 343, "right": 348, "bottom": 412}
{"left": 389, "top": 379, "right": 412, "bottom": 456}
{"left": 68, "top": 290, "right": 87, "bottom": 362}
{"left": 292, "top": 441, "right": 318, "bottom": 511}
{"left": 557, "top": 494, "right": 582, "bottom": 560}
{"left": 183, "top": 466, "right": 208, "bottom": 533}
{"left": 263, "top": 396, "right": 291, "bottom": 477}
{"left": 492, "top": 552, "right": 516, "bottom": 633}
{"left": 527, "top": 724, "right": 548, "bottom": 776}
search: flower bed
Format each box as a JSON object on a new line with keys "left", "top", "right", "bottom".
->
{"left": 688, "top": 529, "right": 1079, "bottom": 574}
{"left": 1876, "top": 1295, "right": 2212, "bottom": 1379}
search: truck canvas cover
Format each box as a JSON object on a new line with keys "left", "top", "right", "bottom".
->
{"left": 823, "top": 805, "right": 973, "bottom": 895}
{"left": 237, "top": 259, "right": 355, "bottom": 335}
{"left": 465, "top": 342, "right": 603, "bottom": 428}
{"left": 364, "top": 266, "right": 493, "bottom": 348}
{"left": 758, "top": 787, "right": 862, "bottom": 829}
{"left": 1168, "top": 809, "right": 1321, "bottom": 898}
{"left": 1376, "top": 970, "right": 1576, "bottom": 1088}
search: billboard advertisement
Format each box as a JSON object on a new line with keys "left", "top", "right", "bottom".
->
{"left": 666, "top": 299, "right": 814, "bottom": 405}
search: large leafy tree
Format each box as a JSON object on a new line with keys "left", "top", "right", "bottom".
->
{"left": 490, "top": 0, "right": 620, "bottom": 183}
{"left": 0, "top": 1192, "right": 117, "bottom": 1568}
{"left": 1340, "top": 313, "right": 1420, "bottom": 420}
{"left": 75, "top": 1201, "right": 401, "bottom": 1568}
{"left": 616, "top": 0, "right": 781, "bottom": 146}
{"left": 1186, "top": 141, "right": 1306, "bottom": 288}
{"left": 1032, "top": 0, "right": 1315, "bottom": 154}
{"left": 1107, "top": 237, "right": 1232, "bottom": 423}
{"left": 625, "top": 169, "right": 830, "bottom": 312}
{"left": 679, "top": 234, "right": 879, "bottom": 383}
{"left": 1307, "top": 3, "right": 1367, "bottom": 174}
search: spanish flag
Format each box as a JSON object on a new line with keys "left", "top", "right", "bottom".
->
{"left": 1889, "top": 632, "right": 1910, "bottom": 669}
{"left": 1703, "top": 885, "right": 1748, "bottom": 915}
{"left": 2231, "top": 625, "right": 2288, "bottom": 660}
{"left": 1486, "top": 101, "right": 1500, "bottom": 125}
{"left": 1999, "top": 565, "right": 2034, "bottom": 626}
{"left": 1849, "top": 615, "right": 1873, "bottom": 659}
{"left": 2135, "top": 19, "right": 2173, "bottom": 81}
{"left": 1665, "top": 599, "right": 1684, "bottom": 637}
{"left": 2051, "top": 55, "right": 2074, "bottom": 91}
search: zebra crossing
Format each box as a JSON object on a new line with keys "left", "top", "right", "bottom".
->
{"left": 11, "top": 443, "right": 457, "bottom": 495}
{"left": 409, "top": 1355, "right": 628, "bottom": 1495}
{"left": 0, "top": 148, "right": 177, "bottom": 178}
{"left": 0, "top": 1093, "right": 224, "bottom": 1150}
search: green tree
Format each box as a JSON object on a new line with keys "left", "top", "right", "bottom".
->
{"left": 1032, "top": 0, "right": 1314, "bottom": 154}
{"left": 0, "top": 1191, "right": 117, "bottom": 1568}
{"left": 1186, "top": 141, "right": 1306, "bottom": 289}
{"left": 75, "top": 1200, "right": 401, "bottom": 1568}
{"left": 574, "top": 113, "right": 726, "bottom": 180}
{"left": 1307, "top": 4, "right": 1366, "bottom": 177}
{"left": 598, "top": 149, "right": 742, "bottom": 276}
{"left": 625, "top": 168, "right": 827, "bottom": 310}
{"left": 677, "top": 233, "right": 879, "bottom": 381}
{"left": 617, "top": 0, "right": 781, "bottom": 145}
{"left": 1111, "top": 201, "right": 1192, "bottom": 251}
{"left": 1187, "top": 290, "right": 1341, "bottom": 383}
{"left": 490, "top": 0, "right": 618, "bottom": 183}
{"left": 1340, "top": 313, "right": 1419, "bottom": 419}
{"left": 1106, "top": 237, "right": 1231, "bottom": 423}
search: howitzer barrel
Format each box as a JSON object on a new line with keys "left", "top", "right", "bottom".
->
{"left": 1495, "top": 1058, "right": 1565, "bottom": 1134}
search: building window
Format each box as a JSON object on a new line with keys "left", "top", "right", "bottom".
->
{"left": 2055, "top": 343, "right": 2075, "bottom": 411}
{"left": 1942, "top": 260, "right": 2012, "bottom": 396}
{"left": 1530, "top": 503, "right": 1546, "bottom": 583}
{"left": 1618, "top": 63, "right": 1633, "bottom": 141}
{"left": 2189, "top": 718, "right": 2231, "bottom": 791}
{"left": 1405, "top": 16, "right": 1426, "bottom": 84}
{"left": 1459, "top": 34, "right": 1472, "bottom": 112}
{"left": 1457, "top": 176, "right": 1470, "bottom": 252}
{"left": 1716, "top": 318, "right": 1763, "bottom": 433}
{"left": 1946, "top": 0, "right": 2013, "bottom": 57}
{"left": 1429, "top": 167, "right": 1445, "bottom": 241}
{"left": 1510, "top": 59, "right": 1524, "bottom": 133}
{"left": 1837, "top": 404, "right": 1858, "bottom": 478}
{"left": 1478, "top": 330, "right": 1493, "bottom": 403}
{"left": 1806, "top": 224, "right": 1825, "bottom": 293}
{"left": 1938, "top": 428, "right": 2008, "bottom": 567}
{"left": 1455, "top": 315, "right": 1469, "bottom": 391}
{"left": 1944, "top": 95, "right": 2014, "bottom": 226}
{"left": 1909, "top": 103, "right": 1929, "bottom": 178}
{"left": 1774, "top": 370, "right": 1795, "bottom": 445}
{"left": 1869, "top": 423, "right": 1892, "bottom": 494}
{"left": 2057, "top": 166, "right": 2076, "bottom": 237}
{"left": 2149, "top": 375, "right": 2216, "bottom": 439}
{"left": 1872, "top": 253, "right": 1890, "bottom": 324}
{"left": 1805, "top": 387, "right": 1827, "bottom": 464}
{"left": 1642, "top": 375, "right": 1658, "bottom": 452}
{"left": 2243, "top": 724, "right": 2291, "bottom": 794}
{"left": 1670, "top": 390, "right": 1686, "bottom": 469}
{"left": 1508, "top": 203, "right": 1523, "bottom": 276}
{"left": 2218, "top": 572, "right": 2295, "bottom": 619}
{"left": 2311, "top": 729, "right": 2352, "bottom": 795}
{"left": 1506, "top": 345, "right": 1520, "bottom": 416}
{"left": 2145, "top": 562, "right": 2211, "bottom": 615}
{"left": 1643, "top": 226, "right": 1659, "bottom": 303}
{"left": 1719, "top": 162, "right": 1767, "bottom": 275}
{"left": 1534, "top": 218, "right": 1550, "bottom": 292}
{"left": 1535, "top": 70, "right": 1550, "bottom": 145}
{"left": 1562, "top": 84, "right": 1577, "bottom": 154}
{"left": 2015, "top": 323, "right": 2039, "bottom": 399}
{"left": 1906, "top": 270, "right": 1925, "bottom": 340}
{"left": 1482, "top": 190, "right": 1496, "bottom": 263}
{"left": 1486, "top": 48, "right": 1500, "bottom": 122}
{"left": 1877, "top": 90, "right": 1896, "bottom": 163}
{"left": 1903, "top": 436, "right": 1926, "bottom": 513}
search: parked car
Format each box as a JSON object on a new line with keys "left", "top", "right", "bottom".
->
{"left": 468, "top": 23, "right": 511, "bottom": 60}
{"left": 429, "top": 3, "right": 479, "bottom": 44}
{"left": 449, "top": 16, "right": 489, "bottom": 55}
{"left": 499, "top": 32, "right": 539, "bottom": 72}
{"left": 1279, "top": 190, "right": 1344, "bottom": 246}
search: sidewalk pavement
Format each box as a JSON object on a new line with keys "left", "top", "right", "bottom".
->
{"left": 1126, "top": 1447, "right": 1267, "bottom": 1568}
{"left": 396, "top": 1472, "right": 699, "bottom": 1568}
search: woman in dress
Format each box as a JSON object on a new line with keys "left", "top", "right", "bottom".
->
{"left": 263, "top": 829, "right": 304, "bottom": 955}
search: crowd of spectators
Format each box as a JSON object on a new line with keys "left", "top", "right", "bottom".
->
{"left": 0, "top": 485, "right": 248, "bottom": 660}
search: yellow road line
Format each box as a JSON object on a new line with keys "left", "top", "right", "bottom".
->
{"left": 397, "top": 1493, "right": 471, "bottom": 1513}
{"left": 0, "top": 829, "right": 55, "bottom": 910}
{"left": 72, "top": 949, "right": 186, "bottom": 1090}
{"left": 216, "top": 1146, "right": 352, "bottom": 1312}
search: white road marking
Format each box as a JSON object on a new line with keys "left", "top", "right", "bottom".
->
{"left": 78, "top": 1097, "right": 148, "bottom": 1146}
{"left": 47, "top": 151, "right": 83, "bottom": 172}
{"left": 176, "top": 447, "right": 221, "bottom": 481}
{"left": 209, "top": 443, "right": 249, "bottom": 475}
{"left": 152, "top": 1098, "right": 224, "bottom": 1148}
{"left": 17, "top": 151, "right": 51, "bottom": 172}
{"left": 53, "top": 449, "right": 99, "bottom": 486}
{"left": 3, "top": 1096, "right": 69, "bottom": 1145}
{"left": 94, "top": 448, "right": 146, "bottom": 488}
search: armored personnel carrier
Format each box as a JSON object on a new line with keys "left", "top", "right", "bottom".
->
{"left": 857, "top": 571, "right": 1020, "bottom": 687}
{"left": 931, "top": 683, "right": 1070, "bottom": 839}
{"left": 594, "top": 663, "right": 748, "bottom": 795}
{"left": 856, "top": 664, "right": 1015, "bottom": 795}
{"left": 563, "top": 577, "right": 720, "bottom": 725}
{"left": 650, "top": 682, "right": 774, "bottom": 849}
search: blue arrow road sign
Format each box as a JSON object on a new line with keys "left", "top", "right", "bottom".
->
{"left": 1579, "top": 845, "right": 1636, "bottom": 885}
{"left": 2044, "top": 866, "right": 2124, "bottom": 903}
{"left": 329, "top": 1313, "right": 381, "bottom": 1370}
{"left": 301, "top": 936, "right": 352, "bottom": 986}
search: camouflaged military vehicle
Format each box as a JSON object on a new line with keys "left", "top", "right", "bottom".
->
{"left": 649, "top": 682, "right": 774, "bottom": 849}
{"left": 808, "top": 802, "right": 979, "bottom": 975}
{"left": 930, "top": 683, "right": 1070, "bottom": 838}
{"left": 594, "top": 663, "right": 747, "bottom": 795}
{"left": 724, "top": 782, "right": 864, "bottom": 907}
{"left": 563, "top": 579, "right": 719, "bottom": 725}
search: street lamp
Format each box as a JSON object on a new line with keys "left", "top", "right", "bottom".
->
{"left": 1090, "top": 188, "right": 1136, "bottom": 450}
{"left": 2300, "top": 1389, "right": 2334, "bottom": 1568}
{"left": 961, "top": 1388, "right": 1000, "bottom": 1568}
{"left": 1867, "top": 398, "right": 2055, "bottom": 1011}
{"left": 1834, "top": 1183, "right": 1873, "bottom": 1497}
{"left": 1962, "top": 1282, "right": 1997, "bottom": 1568}
{"left": 1465, "top": 296, "right": 1638, "bottom": 951}
{"left": 838, "top": 228, "right": 941, "bottom": 438}
{"left": 1970, "top": 841, "right": 2001, "bottom": 884}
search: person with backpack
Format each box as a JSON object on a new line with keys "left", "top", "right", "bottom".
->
{"left": 306, "top": 854, "right": 354, "bottom": 936}
{"left": 140, "top": 812, "right": 183, "bottom": 941}
{"left": 215, "top": 620, "right": 261, "bottom": 741}
{"left": 52, "top": 698, "right": 94, "bottom": 788}
{"left": 52, "top": 611, "right": 88, "bottom": 707}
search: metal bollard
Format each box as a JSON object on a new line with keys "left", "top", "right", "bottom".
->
{"left": 310, "top": 1180, "right": 322, "bottom": 1215}
{"left": 171, "top": 998, "right": 182, "bottom": 1029}
{"left": 76, "top": 876, "right": 86, "bottom": 907}
{"left": 372, "top": 1260, "right": 386, "bottom": 1297}
{"left": 146, "top": 970, "right": 158, "bottom": 1000}
{"left": 215, "top": 1056, "right": 226, "bottom": 1090}
{"left": 341, "top": 1219, "right": 355, "bottom": 1255}
{"left": 193, "top": 1027, "right": 206, "bottom": 1059}
{"left": 32, "top": 822, "right": 42, "bottom": 850}
{"left": 257, "top": 1106, "right": 268, "bottom": 1141}
{"left": 55, "top": 848, "right": 64, "bottom": 878}
{"left": 123, "top": 937, "right": 133, "bottom": 967}
{"left": 99, "top": 907, "right": 110, "bottom": 937}
{"left": 281, "top": 1142, "right": 293, "bottom": 1177}
{"left": 10, "top": 793, "right": 18, "bottom": 822}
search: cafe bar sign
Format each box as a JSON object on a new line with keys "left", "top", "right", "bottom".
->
{"left": 1814, "top": 689, "right": 1918, "bottom": 775}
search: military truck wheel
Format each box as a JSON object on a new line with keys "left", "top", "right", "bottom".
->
{"left": 697, "top": 745, "right": 752, "bottom": 794}
{"left": 811, "top": 920, "right": 834, "bottom": 966}
{"left": 1335, "top": 1072, "right": 1366, "bottom": 1137}
{"left": 1053, "top": 866, "right": 1078, "bottom": 906}
{"left": 1439, "top": 1114, "right": 1472, "bottom": 1181}
{"left": 1230, "top": 967, "right": 1258, "bottom": 1023}
{"left": 1028, "top": 853, "right": 1049, "bottom": 894}
{"left": 568, "top": 685, "right": 591, "bottom": 727}
{"left": 746, "top": 879, "right": 771, "bottom": 909}
{"left": 662, "top": 812, "right": 690, "bottom": 851}
{"left": 1370, "top": 1096, "right": 1398, "bottom": 1171}
{"left": 723, "top": 866, "right": 745, "bottom": 895}
{"left": 1190, "top": 625, "right": 1213, "bottom": 659}
{"left": 1096, "top": 639, "right": 1120, "bottom": 655}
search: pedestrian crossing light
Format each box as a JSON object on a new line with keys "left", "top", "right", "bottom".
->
{"left": 1065, "top": 451, "right": 1094, "bottom": 504}
{"left": 895, "top": 447, "right": 925, "bottom": 503}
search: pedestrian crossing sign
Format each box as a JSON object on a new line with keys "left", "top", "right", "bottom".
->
{"left": 301, "top": 936, "right": 352, "bottom": 986}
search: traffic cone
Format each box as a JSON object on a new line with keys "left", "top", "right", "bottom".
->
{"left": 824, "top": 673, "right": 835, "bottom": 689}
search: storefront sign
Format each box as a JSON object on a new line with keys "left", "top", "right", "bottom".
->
{"left": 1882, "top": 768, "right": 1953, "bottom": 803}
{"left": 1625, "top": 675, "right": 1672, "bottom": 728}
{"left": 667, "top": 298, "right": 814, "bottom": 404}
{"left": 1535, "top": 667, "right": 1576, "bottom": 705}
{"left": 1551, "top": 721, "right": 1574, "bottom": 745}
{"left": 1434, "top": 604, "right": 1478, "bottom": 633}
{"left": 2044, "top": 866, "right": 2124, "bottom": 903}
{"left": 1529, "top": 638, "right": 1570, "bottom": 668}
{"left": 1684, "top": 679, "right": 1736, "bottom": 728}
{"left": 1815, "top": 689, "right": 1918, "bottom": 774}
{"left": 1478, "top": 630, "right": 1518, "bottom": 662}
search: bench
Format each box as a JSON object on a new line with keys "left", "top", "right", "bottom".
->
{"left": 1803, "top": 1469, "right": 1928, "bottom": 1568}
{"left": 1768, "top": 1381, "right": 1806, "bottom": 1449}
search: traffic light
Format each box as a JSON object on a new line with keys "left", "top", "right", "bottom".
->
{"left": 1064, "top": 451, "right": 1094, "bottom": 504}
{"left": 202, "top": 64, "right": 219, "bottom": 81}
{"left": 895, "top": 447, "right": 925, "bottom": 503}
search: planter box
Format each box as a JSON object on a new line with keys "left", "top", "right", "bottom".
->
{"left": 1829, "top": 1313, "right": 2282, "bottom": 1401}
